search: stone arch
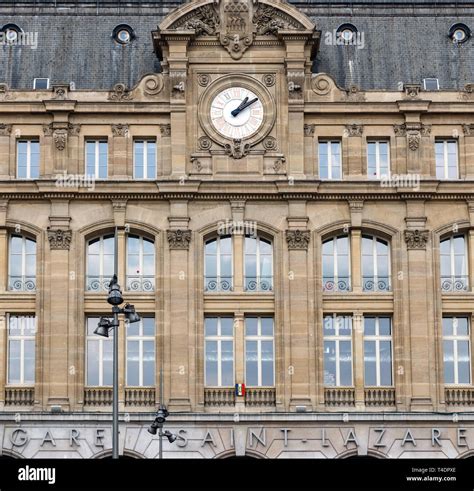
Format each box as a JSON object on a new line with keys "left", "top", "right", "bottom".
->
{"left": 214, "top": 448, "right": 267, "bottom": 459}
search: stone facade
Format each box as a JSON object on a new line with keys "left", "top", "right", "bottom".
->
{"left": 0, "top": 0, "right": 473, "bottom": 459}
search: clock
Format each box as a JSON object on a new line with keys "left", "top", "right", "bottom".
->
{"left": 210, "top": 87, "right": 264, "bottom": 140}
{"left": 198, "top": 73, "right": 276, "bottom": 149}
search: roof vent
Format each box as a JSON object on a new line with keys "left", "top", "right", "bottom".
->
{"left": 423, "top": 78, "right": 439, "bottom": 91}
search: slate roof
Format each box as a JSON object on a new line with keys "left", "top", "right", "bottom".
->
{"left": 0, "top": 0, "right": 472, "bottom": 90}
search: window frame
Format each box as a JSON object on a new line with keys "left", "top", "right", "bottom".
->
{"left": 244, "top": 235, "right": 273, "bottom": 292}
{"left": 126, "top": 316, "right": 156, "bottom": 387}
{"left": 363, "top": 316, "right": 393, "bottom": 387}
{"left": 16, "top": 139, "right": 40, "bottom": 179}
{"left": 204, "top": 235, "right": 233, "bottom": 292}
{"left": 86, "top": 234, "right": 115, "bottom": 292}
{"left": 367, "top": 140, "right": 390, "bottom": 179}
{"left": 126, "top": 234, "right": 155, "bottom": 292}
{"left": 362, "top": 234, "right": 391, "bottom": 292}
{"left": 85, "top": 139, "right": 108, "bottom": 179}
{"left": 133, "top": 139, "right": 157, "bottom": 180}
{"left": 244, "top": 316, "right": 275, "bottom": 387}
{"left": 435, "top": 139, "right": 458, "bottom": 180}
{"left": 440, "top": 234, "right": 469, "bottom": 292}
{"left": 323, "top": 314, "right": 353, "bottom": 387}
{"left": 8, "top": 234, "right": 36, "bottom": 292}
{"left": 322, "top": 234, "right": 351, "bottom": 292}
{"left": 318, "top": 140, "right": 342, "bottom": 180}
{"left": 7, "top": 314, "right": 36, "bottom": 386}
{"left": 86, "top": 316, "right": 113, "bottom": 387}
{"left": 204, "top": 317, "right": 235, "bottom": 387}
{"left": 443, "top": 316, "right": 471, "bottom": 386}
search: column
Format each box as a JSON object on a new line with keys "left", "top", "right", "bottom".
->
{"left": 111, "top": 124, "right": 129, "bottom": 179}
{"left": 167, "top": 201, "right": 192, "bottom": 411}
{"left": 0, "top": 124, "right": 12, "bottom": 178}
{"left": 464, "top": 125, "right": 474, "bottom": 179}
{"left": 286, "top": 202, "right": 312, "bottom": 409}
{"left": 45, "top": 199, "right": 72, "bottom": 409}
{"left": 345, "top": 124, "right": 364, "bottom": 177}
{"left": 404, "top": 208, "right": 433, "bottom": 410}
{"left": 234, "top": 312, "right": 245, "bottom": 411}
{"left": 352, "top": 312, "right": 365, "bottom": 409}
{"left": 349, "top": 200, "right": 364, "bottom": 293}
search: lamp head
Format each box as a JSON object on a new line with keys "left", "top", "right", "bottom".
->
{"left": 94, "top": 317, "right": 111, "bottom": 337}
{"left": 107, "top": 274, "right": 123, "bottom": 306}
{"left": 164, "top": 430, "right": 177, "bottom": 443}
{"left": 147, "top": 421, "right": 159, "bottom": 435}
{"left": 123, "top": 303, "right": 141, "bottom": 324}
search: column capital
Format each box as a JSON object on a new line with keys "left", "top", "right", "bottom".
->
{"left": 404, "top": 229, "right": 429, "bottom": 250}
{"left": 47, "top": 228, "right": 72, "bottom": 250}
{"left": 285, "top": 229, "right": 310, "bottom": 250}
{"left": 167, "top": 229, "right": 191, "bottom": 250}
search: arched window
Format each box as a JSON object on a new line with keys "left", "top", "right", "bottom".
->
{"left": 126, "top": 234, "right": 155, "bottom": 292}
{"left": 204, "top": 235, "right": 232, "bottom": 292}
{"left": 244, "top": 236, "right": 273, "bottom": 292}
{"left": 8, "top": 234, "right": 36, "bottom": 291}
{"left": 322, "top": 235, "right": 350, "bottom": 292}
{"left": 440, "top": 235, "right": 468, "bottom": 292}
{"left": 362, "top": 235, "right": 390, "bottom": 292}
{"left": 86, "top": 234, "right": 115, "bottom": 291}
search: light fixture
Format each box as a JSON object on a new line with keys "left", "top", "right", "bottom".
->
{"left": 107, "top": 274, "right": 123, "bottom": 306}
{"left": 94, "top": 316, "right": 112, "bottom": 337}
{"left": 123, "top": 303, "right": 141, "bottom": 324}
{"left": 113, "top": 24, "right": 135, "bottom": 45}
{"left": 449, "top": 23, "right": 471, "bottom": 44}
{"left": 163, "top": 430, "right": 177, "bottom": 443}
{"left": 1, "top": 24, "right": 22, "bottom": 44}
{"left": 337, "top": 23, "right": 357, "bottom": 44}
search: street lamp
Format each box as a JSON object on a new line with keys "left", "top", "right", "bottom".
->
{"left": 148, "top": 404, "right": 178, "bottom": 458}
{"left": 94, "top": 272, "right": 141, "bottom": 460}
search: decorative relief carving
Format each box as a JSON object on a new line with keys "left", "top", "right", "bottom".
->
{"left": 53, "top": 129, "right": 68, "bottom": 151}
{"left": 47, "top": 228, "right": 72, "bottom": 250}
{"left": 304, "top": 124, "right": 315, "bottom": 137}
{"left": 408, "top": 133, "right": 420, "bottom": 151}
{"left": 404, "top": 84, "right": 421, "bottom": 98}
{"left": 108, "top": 83, "right": 133, "bottom": 102}
{"left": 393, "top": 123, "right": 431, "bottom": 151}
{"left": 253, "top": 3, "right": 304, "bottom": 34}
{"left": 345, "top": 124, "right": 363, "bottom": 137}
{"left": 286, "top": 230, "right": 310, "bottom": 250}
{"left": 142, "top": 74, "right": 164, "bottom": 96}
{"left": 198, "top": 136, "right": 212, "bottom": 151}
{"left": 287, "top": 71, "right": 304, "bottom": 99}
{"left": 167, "top": 229, "right": 192, "bottom": 250}
{"left": 346, "top": 85, "right": 365, "bottom": 102}
{"left": 224, "top": 138, "right": 250, "bottom": 159}
{"left": 181, "top": 4, "right": 219, "bottom": 35}
{"left": 0, "top": 124, "right": 12, "bottom": 136}
{"left": 0, "top": 83, "right": 13, "bottom": 101}
{"left": 263, "top": 74, "right": 276, "bottom": 87}
{"left": 404, "top": 229, "right": 429, "bottom": 250}
{"left": 170, "top": 70, "right": 186, "bottom": 98}
{"left": 311, "top": 74, "right": 333, "bottom": 96}
{"left": 159, "top": 124, "right": 171, "bottom": 137}
{"left": 463, "top": 124, "right": 474, "bottom": 136}
{"left": 219, "top": 0, "right": 254, "bottom": 60}
{"left": 111, "top": 124, "right": 129, "bottom": 137}
{"left": 51, "top": 84, "right": 69, "bottom": 100}
{"left": 262, "top": 136, "right": 277, "bottom": 151}
{"left": 68, "top": 123, "right": 81, "bottom": 136}
{"left": 191, "top": 156, "right": 203, "bottom": 173}
{"left": 43, "top": 123, "right": 81, "bottom": 150}
{"left": 197, "top": 74, "right": 211, "bottom": 87}
{"left": 273, "top": 156, "right": 286, "bottom": 173}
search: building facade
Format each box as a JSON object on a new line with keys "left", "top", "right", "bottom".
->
{"left": 0, "top": 0, "right": 473, "bottom": 458}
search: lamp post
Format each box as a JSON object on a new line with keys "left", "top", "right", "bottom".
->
{"left": 94, "top": 229, "right": 141, "bottom": 459}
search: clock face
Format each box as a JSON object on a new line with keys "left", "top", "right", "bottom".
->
{"left": 210, "top": 87, "right": 264, "bottom": 140}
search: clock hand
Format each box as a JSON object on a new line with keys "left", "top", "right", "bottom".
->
{"left": 231, "top": 97, "right": 258, "bottom": 117}
{"left": 230, "top": 97, "right": 248, "bottom": 117}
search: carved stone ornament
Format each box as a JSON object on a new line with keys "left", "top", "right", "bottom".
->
{"left": 463, "top": 124, "right": 474, "bottom": 136}
{"left": 408, "top": 133, "right": 420, "bottom": 151}
{"left": 393, "top": 123, "right": 431, "bottom": 151}
{"left": 198, "top": 74, "right": 211, "bottom": 87}
{"left": 0, "top": 83, "right": 13, "bottom": 101}
{"left": 47, "top": 228, "right": 72, "bottom": 250}
{"left": 288, "top": 70, "right": 304, "bottom": 100}
{"left": 311, "top": 74, "right": 333, "bottom": 96}
{"left": 171, "top": 70, "right": 186, "bottom": 99}
{"left": 0, "top": 123, "right": 12, "bottom": 136}
{"left": 404, "top": 229, "right": 429, "bottom": 250}
{"left": 111, "top": 124, "right": 129, "bottom": 137}
{"left": 159, "top": 124, "right": 171, "bottom": 137}
{"left": 304, "top": 124, "right": 315, "bottom": 137}
{"left": 169, "top": 0, "right": 305, "bottom": 60}
{"left": 198, "top": 136, "right": 212, "bottom": 150}
{"left": 263, "top": 74, "right": 276, "bottom": 87}
{"left": 404, "top": 84, "right": 421, "bottom": 98}
{"left": 53, "top": 129, "right": 68, "bottom": 151}
{"left": 273, "top": 156, "right": 286, "bottom": 173}
{"left": 167, "top": 229, "right": 192, "bottom": 250}
{"left": 225, "top": 138, "right": 250, "bottom": 159}
{"left": 262, "top": 136, "right": 277, "bottom": 151}
{"left": 108, "top": 83, "right": 133, "bottom": 102}
{"left": 285, "top": 230, "right": 310, "bottom": 250}
{"left": 142, "top": 74, "right": 164, "bottom": 96}
{"left": 52, "top": 84, "right": 69, "bottom": 100}
{"left": 345, "top": 124, "right": 363, "bottom": 137}
{"left": 43, "top": 123, "right": 81, "bottom": 150}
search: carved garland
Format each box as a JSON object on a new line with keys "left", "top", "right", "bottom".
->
{"left": 47, "top": 229, "right": 72, "bottom": 250}
{"left": 167, "top": 229, "right": 192, "bottom": 250}
{"left": 285, "top": 230, "right": 310, "bottom": 250}
{"left": 404, "top": 229, "right": 429, "bottom": 250}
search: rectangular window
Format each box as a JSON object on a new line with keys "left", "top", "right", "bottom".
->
{"left": 435, "top": 140, "right": 458, "bottom": 179}
{"left": 17, "top": 140, "right": 40, "bottom": 179}
{"left": 443, "top": 316, "right": 471, "bottom": 385}
{"left": 86, "top": 317, "right": 113, "bottom": 386}
{"left": 323, "top": 314, "right": 353, "bottom": 386}
{"left": 367, "top": 141, "right": 390, "bottom": 179}
{"left": 86, "top": 140, "right": 108, "bottom": 179}
{"left": 245, "top": 316, "right": 274, "bottom": 387}
{"left": 204, "top": 317, "right": 234, "bottom": 387}
{"left": 363, "top": 316, "right": 393, "bottom": 387}
{"left": 134, "top": 140, "right": 156, "bottom": 179}
{"left": 7, "top": 315, "right": 36, "bottom": 385}
{"left": 319, "top": 141, "right": 342, "bottom": 180}
{"left": 33, "top": 78, "right": 49, "bottom": 90}
{"left": 126, "top": 317, "right": 155, "bottom": 387}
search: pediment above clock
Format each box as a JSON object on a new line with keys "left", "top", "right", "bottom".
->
{"left": 154, "top": 0, "right": 317, "bottom": 60}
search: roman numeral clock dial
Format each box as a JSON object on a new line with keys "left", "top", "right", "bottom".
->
{"left": 210, "top": 87, "right": 264, "bottom": 140}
